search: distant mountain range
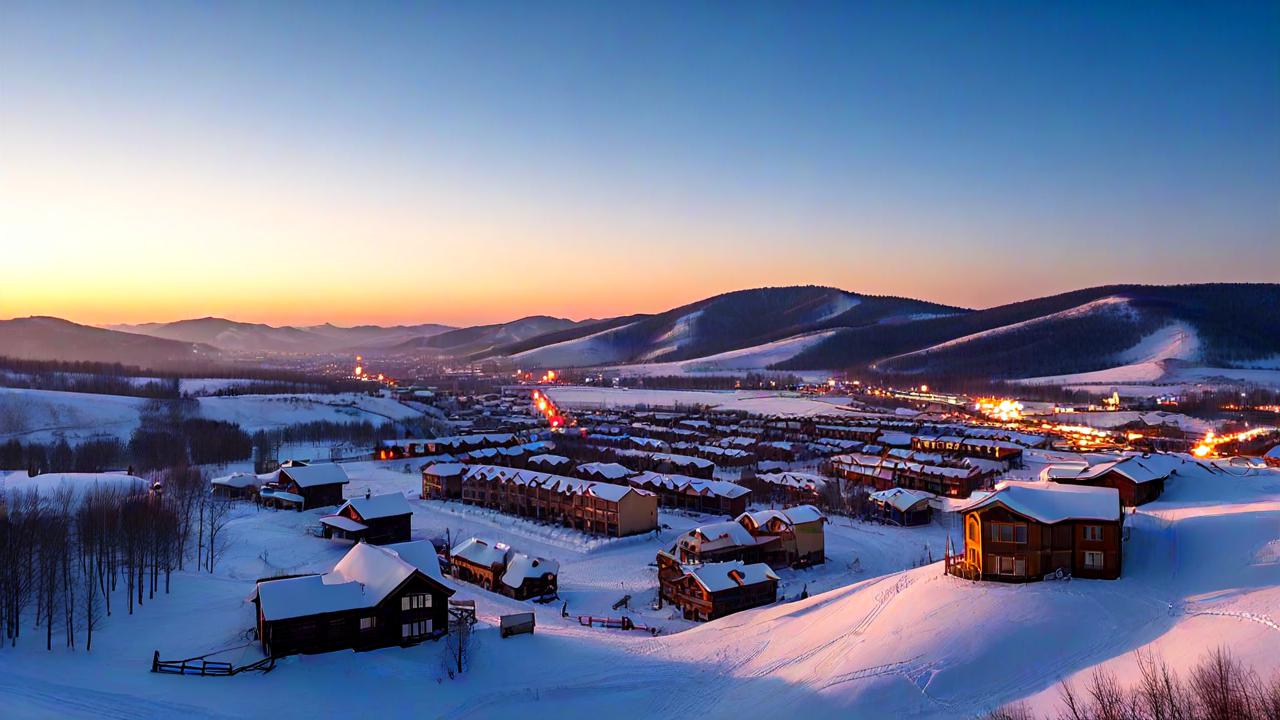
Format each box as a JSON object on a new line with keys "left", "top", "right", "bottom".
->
{"left": 106, "top": 317, "right": 456, "bottom": 355}
{"left": 5, "top": 283, "right": 1278, "bottom": 385}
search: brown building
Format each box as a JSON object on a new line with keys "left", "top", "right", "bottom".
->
{"left": 449, "top": 537, "right": 559, "bottom": 601}
{"left": 868, "top": 487, "right": 934, "bottom": 526}
{"left": 421, "top": 462, "right": 466, "bottom": 500}
{"left": 320, "top": 492, "right": 413, "bottom": 545}
{"left": 1047, "top": 456, "right": 1169, "bottom": 506}
{"left": 250, "top": 541, "right": 454, "bottom": 657}
{"left": 628, "top": 471, "right": 751, "bottom": 517}
{"left": 911, "top": 435, "right": 1024, "bottom": 465}
{"left": 271, "top": 463, "right": 349, "bottom": 510}
{"left": 460, "top": 465, "right": 658, "bottom": 537}
{"left": 671, "top": 504, "right": 827, "bottom": 570}
{"left": 950, "top": 481, "right": 1123, "bottom": 582}
{"left": 656, "top": 553, "right": 779, "bottom": 621}
{"left": 737, "top": 506, "right": 827, "bottom": 568}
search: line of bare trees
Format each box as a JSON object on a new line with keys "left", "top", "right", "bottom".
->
{"left": 983, "top": 647, "right": 1280, "bottom": 720}
{"left": 0, "top": 466, "right": 234, "bottom": 652}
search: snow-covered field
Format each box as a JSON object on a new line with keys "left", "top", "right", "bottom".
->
{"left": 0, "top": 388, "right": 426, "bottom": 445}
{"left": 546, "top": 386, "right": 856, "bottom": 416}
{"left": 1, "top": 454, "right": 1276, "bottom": 719}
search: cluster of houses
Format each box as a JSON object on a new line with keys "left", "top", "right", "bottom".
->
{"left": 449, "top": 537, "right": 560, "bottom": 601}
{"left": 657, "top": 505, "right": 827, "bottom": 620}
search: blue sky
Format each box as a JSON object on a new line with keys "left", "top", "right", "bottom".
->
{"left": 1, "top": 1, "right": 1276, "bottom": 324}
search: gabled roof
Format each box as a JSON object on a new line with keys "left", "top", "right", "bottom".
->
{"left": 736, "top": 504, "right": 826, "bottom": 529}
{"left": 337, "top": 492, "right": 412, "bottom": 520}
{"left": 576, "top": 462, "right": 634, "bottom": 480}
{"left": 255, "top": 541, "right": 453, "bottom": 622}
{"left": 686, "top": 560, "right": 779, "bottom": 593}
{"left": 422, "top": 462, "right": 466, "bottom": 476}
{"left": 870, "top": 487, "right": 934, "bottom": 512}
{"left": 961, "top": 480, "right": 1120, "bottom": 524}
{"left": 501, "top": 553, "right": 559, "bottom": 588}
{"left": 1076, "top": 457, "right": 1171, "bottom": 485}
{"left": 279, "top": 463, "right": 349, "bottom": 488}
{"left": 682, "top": 520, "right": 757, "bottom": 550}
{"left": 451, "top": 537, "right": 508, "bottom": 567}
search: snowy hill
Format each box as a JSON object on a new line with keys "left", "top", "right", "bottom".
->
{"left": 0, "top": 316, "right": 221, "bottom": 368}
{"left": 110, "top": 317, "right": 454, "bottom": 354}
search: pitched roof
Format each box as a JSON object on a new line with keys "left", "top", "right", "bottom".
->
{"left": 961, "top": 480, "right": 1121, "bottom": 523}
{"left": 280, "top": 463, "right": 349, "bottom": 488}
{"left": 501, "top": 553, "right": 559, "bottom": 588}
{"left": 451, "top": 537, "right": 508, "bottom": 567}
{"left": 870, "top": 487, "right": 934, "bottom": 512}
{"left": 338, "top": 492, "right": 412, "bottom": 520}
{"left": 687, "top": 560, "right": 779, "bottom": 593}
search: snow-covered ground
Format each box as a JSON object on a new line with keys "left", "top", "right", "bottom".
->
{"left": 0, "top": 455, "right": 1276, "bottom": 719}
{"left": 546, "top": 386, "right": 856, "bottom": 416}
{"left": 0, "top": 387, "right": 426, "bottom": 445}
{"left": 608, "top": 330, "right": 840, "bottom": 378}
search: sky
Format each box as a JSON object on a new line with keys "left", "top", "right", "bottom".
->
{"left": 1, "top": 1, "right": 1277, "bottom": 327}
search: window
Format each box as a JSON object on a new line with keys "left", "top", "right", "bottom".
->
{"left": 401, "top": 593, "right": 432, "bottom": 611}
{"left": 1082, "top": 525, "right": 1103, "bottom": 542}
{"left": 360, "top": 616, "right": 377, "bottom": 631}
{"left": 999, "top": 556, "right": 1014, "bottom": 574}
{"left": 1084, "top": 551, "right": 1104, "bottom": 570}
{"left": 993, "top": 555, "right": 1025, "bottom": 576}
{"left": 967, "top": 520, "right": 978, "bottom": 543}
{"left": 990, "top": 522, "right": 1027, "bottom": 543}
{"left": 401, "top": 619, "right": 431, "bottom": 639}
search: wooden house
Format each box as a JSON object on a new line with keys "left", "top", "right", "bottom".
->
{"left": 628, "top": 471, "right": 751, "bottom": 517}
{"left": 421, "top": 462, "right": 466, "bottom": 500}
{"left": 320, "top": 491, "right": 413, "bottom": 545}
{"left": 250, "top": 540, "right": 454, "bottom": 658}
{"left": 869, "top": 487, "right": 934, "bottom": 526}
{"left": 747, "top": 471, "right": 828, "bottom": 507}
{"left": 1046, "top": 456, "right": 1169, "bottom": 506}
{"left": 449, "top": 537, "right": 559, "bottom": 601}
{"left": 273, "top": 463, "right": 349, "bottom": 510}
{"left": 736, "top": 505, "right": 827, "bottom": 568}
{"left": 459, "top": 465, "right": 658, "bottom": 537}
{"left": 673, "top": 520, "right": 768, "bottom": 565}
{"left": 952, "top": 481, "right": 1123, "bottom": 582}
{"left": 656, "top": 553, "right": 779, "bottom": 621}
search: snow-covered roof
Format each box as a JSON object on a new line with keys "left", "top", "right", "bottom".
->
{"left": 629, "top": 471, "right": 751, "bottom": 499}
{"left": 451, "top": 537, "right": 508, "bottom": 567}
{"left": 870, "top": 487, "right": 934, "bottom": 512}
{"left": 1075, "top": 457, "right": 1171, "bottom": 484}
{"left": 756, "top": 472, "right": 827, "bottom": 491}
{"left": 461, "top": 465, "right": 653, "bottom": 503}
{"left": 255, "top": 574, "right": 367, "bottom": 621}
{"left": 961, "top": 480, "right": 1121, "bottom": 523}
{"left": 211, "top": 472, "right": 263, "bottom": 489}
{"left": 279, "top": 463, "right": 349, "bottom": 488}
{"left": 338, "top": 492, "right": 412, "bottom": 520}
{"left": 651, "top": 452, "right": 715, "bottom": 469}
{"left": 319, "top": 515, "right": 369, "bottom": 532}
{"left": 422, "top": 462, "right": 465, "bottom": 476}
{"left": 382, "top": 540, "right": 450, "bottom": 585}
{"left": 527, "top": 453, "right": 572, "bottom": 465}
{"left": 682, "top": 520, "right": 758, "bottom": 551}
{"left": 256, "top": 541, "right": 452, "bottom": 622}
{"left": 501, "top": 553, "right": 559, "bottom": 588}
{"left": 737, "top": 504, "right": 826, "bottom": 529}
{"left": 576, "top": 462, "right": 634, "bottom": 480}
{"left": 686, "top": 560, "right": 779, "bottom": 593}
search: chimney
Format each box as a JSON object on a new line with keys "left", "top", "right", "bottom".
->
{"left": 365, "top": 487, "right": 371, "bottom": 500}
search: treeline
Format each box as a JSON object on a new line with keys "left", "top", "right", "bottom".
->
{"left": 0, "top": 419, "right": 252, "bottom": 475}
{"left": 984, "top": 647, "right": 1279, "bottom": 720}
{"left": 615, "top": 373, "right": 805, "bottom": 391}
{"left": 0, "top": 467, "right": 234, "bottom": 652}
{"left": 250, "top": 419, "right": 400, "bottom": 472}
{"left": 0, "top": 355, "right": 366, "bottom": 399}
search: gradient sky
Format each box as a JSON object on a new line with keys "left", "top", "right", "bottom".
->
{"left": 1, "top": 1, "right": 1277, "bottom": 327}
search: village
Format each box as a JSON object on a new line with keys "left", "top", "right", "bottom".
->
{"left": 0, "top": 369, "right": 1278, "bottom": 718}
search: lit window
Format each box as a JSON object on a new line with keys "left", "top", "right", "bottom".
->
{"left": 1083, "top": 525, "right": 1103, "bottom": 542}
{"left": 360, "top": 616, "right": 377, "bottom": 630}
{"left": 1084, "top": 551, "right": 1104, "bottom": 570}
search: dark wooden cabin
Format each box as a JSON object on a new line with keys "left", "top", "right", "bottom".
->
{"left": 657, "top": 553, "right": 778, "bottom": 622}
{"left": 869, "top": 487, "right": 934, "bottom": 526}
{"left": 1050, "top": 456, "right": 1169, "bottom": 507}
{"left": 320, "top": 492, "right": 413, "bottom": 545}
{"left": 421, "top": 462, "right": 466, "bottom": 500}
{"left": 275, "top": 463, "right": 349, "bottom": 510}
{"left": 251, "top": 541, "right": 454, "bottom": 658}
